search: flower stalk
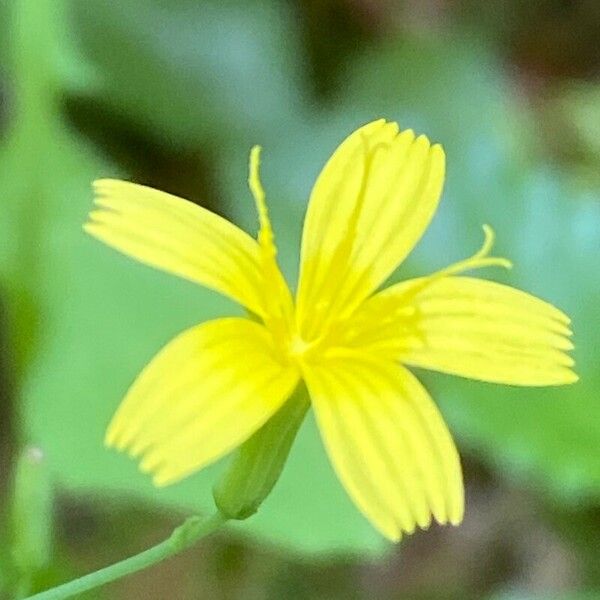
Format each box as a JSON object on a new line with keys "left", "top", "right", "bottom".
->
{"left": 25, "top": 513, "right": 226, "bottom": 600}
{"left": 214, "top": 385, "right": 310, "bottom": 520}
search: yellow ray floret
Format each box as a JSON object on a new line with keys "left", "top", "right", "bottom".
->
{"left": 398, "top": 277, "right": 575, "bottom": 385}
{"left": 87, "top": 118, "right": 577, "bottom": 543}
{"left": 105, "top": 318, "right": 299, "bottom": 486}
{"left": 296, "top": 120, "right": 445, "bottom": 340}
{"left": 304, "top": 353, "right": 463, "bottom": 541}
{"left": 343, "top": 225, "right": 575, "bottom": 386}
{"left": 85, "top": 179, "right": 270, "bottom": 318}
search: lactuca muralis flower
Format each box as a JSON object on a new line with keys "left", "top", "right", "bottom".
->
{"left": 85, "top": 120, "right": 576, "bottom": 541}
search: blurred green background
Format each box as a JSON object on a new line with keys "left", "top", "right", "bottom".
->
{"left": 1, "top": 0, "right": 599, "bottom": 598}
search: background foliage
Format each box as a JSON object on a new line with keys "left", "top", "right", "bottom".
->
{"left": 0, "top": 0, "right": 598, "bottom": 598}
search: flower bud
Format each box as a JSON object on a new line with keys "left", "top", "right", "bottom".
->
{"left": 213, "top": 386, "right": 309, "bottom": 520}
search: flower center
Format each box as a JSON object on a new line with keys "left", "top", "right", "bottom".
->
{"left": 287, "top": 334, "right": 322, "bottom": 364}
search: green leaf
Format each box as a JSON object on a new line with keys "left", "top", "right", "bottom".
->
{"left": 71, "top": 0, "right": 305, "bottom": 146}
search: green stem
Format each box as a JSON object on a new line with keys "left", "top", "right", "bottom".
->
{"left": 25, "top": 512, "right": 227, "bottom": 600}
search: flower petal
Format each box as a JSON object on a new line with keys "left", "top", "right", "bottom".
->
{"left": 303, "top": 352, "right": 463, "bottom": 541}
{"left": 296, "top": 120, "right": 445, "bottom": 340}
{"left": 85, "top": 179, "right": 269, "bottom": 317}
{"left": 350, "top": 276, "right": 577, "bottom": 386}
{"left": 105, "top": 317, "right": 299, "bottom": 486}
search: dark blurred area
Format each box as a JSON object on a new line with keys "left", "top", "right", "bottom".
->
{"left": 1, "top": 0, "right": 599, "bottom": 598}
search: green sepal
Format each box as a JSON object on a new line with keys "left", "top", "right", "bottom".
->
{"left": 213, "top": 384, "right": 309, "bottom": 520}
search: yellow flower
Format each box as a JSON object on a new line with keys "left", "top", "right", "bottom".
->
{"left": 85, "top": 120, "right": 576, "bottom": 541}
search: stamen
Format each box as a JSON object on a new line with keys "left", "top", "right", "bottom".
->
{"left": 478, "top": 224, "right": 495, "bottom": 257}
{"left": 249, "top": 145, "right": 276, "bottom": 260}
{"left": 438, "top": 224, "right": 512, "bottom": 278}
{"left": 248, "top": 146, "right": 293, "bottom": 346}
{"left": 397, "top": 224, "right": 512, "bottom": 304}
